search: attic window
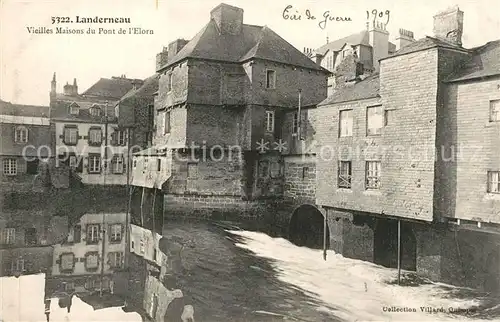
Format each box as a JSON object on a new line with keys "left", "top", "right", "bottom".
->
{"left": 69, "top": 102, "right": 80, "bottom": 115}
{"left": 90, "top": 105, "right": 101, "bottom": 117}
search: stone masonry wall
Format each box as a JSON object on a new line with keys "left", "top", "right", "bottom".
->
{"left": 283, "top": 155, "right": 316, "bottom": 202}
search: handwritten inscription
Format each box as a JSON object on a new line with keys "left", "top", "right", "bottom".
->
{"left": 282, "top": 5, "right": 352, "bottom": 30}
{"left": 366, "top": 9, "right": 390, "bottom": 26}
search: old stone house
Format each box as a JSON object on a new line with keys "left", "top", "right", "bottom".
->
{"left": 313, "top": 6, "right": 500, "bottom": 291}
{"left": 130, "top": 3, "right": 330, "bottom": 228}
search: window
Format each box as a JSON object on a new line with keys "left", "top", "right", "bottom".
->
{"left": 365, "top": 161, "right": 381, "bottom": 189}
{"left": 108, "top": 252, "right": 123, "bottom": 268}
{"left": 187, "top": 163, "right": 199, "bottom": 178}
{"left": 63, "top": 126, "right": 78, "bottom": 145}
{"left": 112, "top": 155, "right": 124, "bottom": 174}
{"left": 109, "top": 224, "right": 123, "bottom": 242}
{"left": 487, "top": 171, "right": 500, "bottom": 193}
{"left": 116, "top": 130, "right": 126, "bottom": 146}
{"left": 85, "top": 252, "right": 99, "bottom": 271}
{"left": 0, "top": 228, "right": 15, "bottom": 244}
{"left": 339, "top": 110, "right": 353, "bottom": 137}
{"left": 133, "top": 159, "right": 137, "bottom": 168}
{"left": 86, "top": 224, "right": 100, "bottom": 244}
{"left": 338, "top": 161, "right": 352, "bottom": 189}
{"left": 88, "top": 154, "right": 101, "bottom": 174}
{"left": 11, "top": 258, "right": 24, "bottom": 272}
{"left": 302, "top": 166, "right": 308, "bottom": 180}
{"left": 69, "top": 102, "right": 79, "bottom": 115}
{"left": 266, "top": 111, "right": 275, "bottom": 132}
{"left": 88, "top": 127, "right": 102, "bottom": 145}
{"left": 292, "top": 112, "right": 299, "bottom": 134}
{"left": 384, "top": 109, "right": 395, "bottom": 126}
{"left": 69, "top": 155, "right": 77, "bottom": 168}
{"left": 266, "top": 70, "right": 276, "bottom": 89}
{"left": 59, "top": 253, "right": 75, "bottom": 272}
{"left": 3, "top": 159, "right": 17, "bottom": 176}
{"left": 163, "top": 111, "right": 171, "bottom": 134}
{"left": 90, "top": 105, "right": 101, "bottom": 117}
{"left": 490, "top": 100, "right": 500, "bottom": 122}
{"left": 167, "top": 73, "right": 173, "bottom": 92}
{"left": 157, "top": 159, "right": 161, "bottom": 171}
{"left": 367, "top": 105, "right": 383, "bottom": 136}
{"left": 15, "top": 126, "right": 28, "bottom": 143}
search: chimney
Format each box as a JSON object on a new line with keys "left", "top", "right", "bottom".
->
{"left": 167, "top": 39, "right": 189, "bottom": 63}
{"left": 433, "top": 6, "right": 463, "bottom": 46}
{"left": 63, "top": 82, "right": 71, "bottom": 95}
{"left": 72, "top": 78, "right": 78, "bottom": 95}
{"left": 210, "top": 3, "right": 243, "bottom": 36}
{"left": 396, "top": 28, "right": 415, "bottom": 51}
{"left": 156, "top": 46, "right": 169, "bottom": 71}
{"left": 368, "top": 21, "right": 389, "bottom": 72}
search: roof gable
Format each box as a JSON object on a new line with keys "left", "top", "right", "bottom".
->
{"left": 161, "top": 20, "right": 325, "bottom": 72}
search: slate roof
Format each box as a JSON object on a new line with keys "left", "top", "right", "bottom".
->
{"left": 318, "top": 74, "right": 380, "bottom": 106}
{"left": 0, "top": 99, "right": 49, "bottom": 117}
{"left": 160, "top": 20, "right": 326, "bottom": 72}
{"left": 447, "top": 39, "right": 500, "bottom": 82}
{"left": 118, "top": 74, "right": 159, "bottom": 105}
{"left": 50, "top": 100, "right": 117, "bottom": 123}
{"left": 315, "top": 30, "right": 396, "bottom": 57}
{"left": 82, "top": 77, "right": 143, "bottom": 99}
{"left": 381, "top": 36, "right": 468, "bottom": 61}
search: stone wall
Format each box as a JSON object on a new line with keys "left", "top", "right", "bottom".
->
{"left": 283, "top": 155, "right": 316, "bottom": 202}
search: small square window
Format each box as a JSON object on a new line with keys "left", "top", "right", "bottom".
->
{"left": 3, "top": 159, "right": 17, "bottom": 176}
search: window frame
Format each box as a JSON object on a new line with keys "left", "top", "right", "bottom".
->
{"left": 111, "top": 154, "right": 125, "bottom": 174}
{"left": 11, "top": 258, "right": 25, "bottom": 273}
{"left": 166, "top": 73, "right": 173, "bottom": 92}
{"left": 3, "top": 158, "right": 17, "bottom": 176}
{"left": 116, "top": 130, "right": 126, "bottom": 146}
{"left": 292, "top": 112, "right": 299, "bottom": 134}
{"left": 69, "top": 102, "right": 80, "bottom": 115}
{"left": 59, "top": 252, "right": 75, "bottom": 273}
{"left": 108, "top": 252, "right": 124, "bottom": 269}
{"left": 339, "top": 109, "right": 353, "bottom": 137}
{"left": 63, "top": 125, "right": 79, "bottom": 146}
{"left": 365, "top": 161, "right": 381, "bottom": 189}
{"left": 109, "top": 224, "right": 123, "bottom": 243}
{"left": 88, "top": 154, "right": 101, "bottom": 174}
{"left": 14, "top": 126, "right": 28, "bottom": 143}
{"left": 338, "top": 161, "right": 352, "bottom": 189}
{"left": 487, "top": 171, "right": 500, "bottom": 193}
{"left": 86, "top": 224, "right": 100, "bottom": 244}
{"left": 489, "top": 100, "right": 500, "bottom": 122}
{"left": 84, "top": 251, "right": 100, "bottom": 272}
{"left": 88, "top": 127, "right": 103, "bottom": 146}
{"left": 265, "top": 69, "right": 276, "bottom": 89}
{"left": 163, "top": 111, "right": 171, "bottom": 134}
{"left": 366, "top": 105, "right": 384, "bottom": 136}
{"left": 266, "top": 110, "right": 275, "bottom": 132}
{"left": 1, "top": 228, "right": 16, "bottom": 244}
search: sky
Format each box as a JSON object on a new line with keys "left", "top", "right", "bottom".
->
{"left": 0, "top": 0, "right": 499, "bottom": 106}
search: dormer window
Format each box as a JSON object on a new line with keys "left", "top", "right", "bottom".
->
{"left": 90, "top": 104, "right": 101, "bottom": 117}
{"left": 69, "top": 102, "right": 80, "bottom": 115}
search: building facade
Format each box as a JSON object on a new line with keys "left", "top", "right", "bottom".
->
{"left": 313, "top": 6, "right": 500, "bottom": 291}
{"left": 0, "top": 99, "right": 51, "bottom": 191}
{"left": 129, "top": 3, "right": 329, "bottom": 228}
{"left": 49, "top": 74, "right": 137, "bottom": 186}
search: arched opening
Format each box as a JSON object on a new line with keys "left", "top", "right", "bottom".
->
{"left": 484, "top": 250, "right": 500, "bottom": 293}
{"left": 289, "top": 205, "right": 329, "bottom": 249}
{"left": 373, "top": 219, "right": 416, "bottom": 271}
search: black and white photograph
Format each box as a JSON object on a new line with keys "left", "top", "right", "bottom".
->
{"left": 1, "top": 0, "right": 500, "bottom": 321}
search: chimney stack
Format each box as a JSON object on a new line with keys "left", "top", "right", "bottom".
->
{"left": 396, "top": 28, "right": 415, "bottom": 51}
{"left": 72, "top": 78, "right": 78, "bottom": 95}
{"left": 368, "top": 20, "right": 389, "bottom": 72}
{"left": 433, "top": 6, "right": 463, "bottom": 46}
{"left": 50, "top": 73, "right": 56, "bottom": 95}
{"left": 167, "top": 39, "right": 189, "bottom": 63}
{"left": 210, "top": 3, "right": 243, "bottom": 36}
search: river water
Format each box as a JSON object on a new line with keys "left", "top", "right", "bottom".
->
{"left": 2, "top": 218, "right": 500, "bottom": 322}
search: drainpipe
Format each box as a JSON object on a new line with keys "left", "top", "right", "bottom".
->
{"left": 323, "top": 210, "right": 327, "bottom": 261}
{"left": 100, "top": 212, "right": 106, "bottom": 297}
{"left": 297, "top": 89, "right": 302, "bottom": 140}
{"left": 397, "top": 219, "right": 401, "bottom": 285}
{"left": 140, "top": 187, "right": 145, "bottom": 227}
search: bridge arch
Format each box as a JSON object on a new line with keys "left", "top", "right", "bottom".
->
{"left": 288, "top": 204, "right": 329, "bottom": 249}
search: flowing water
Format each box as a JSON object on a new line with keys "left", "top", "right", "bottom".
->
{"left": 1, "top": 218, "right": 499, "bottom": 322}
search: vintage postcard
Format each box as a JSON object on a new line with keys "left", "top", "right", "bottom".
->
{"left": 1, "top": 0, "right": 500, "bottom": 321}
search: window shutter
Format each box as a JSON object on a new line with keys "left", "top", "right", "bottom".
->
{"left": 86, "top": 157, "right": 91, "bottom": 173}
{"left": 111, "top": 132, "right": 117, "bottom": 146}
